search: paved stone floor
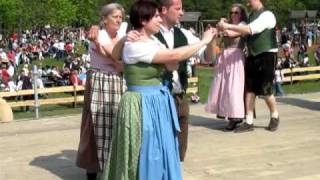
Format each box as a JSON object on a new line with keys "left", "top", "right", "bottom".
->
{"left": 0, "top": 93, "right": 320, "bottom": 180}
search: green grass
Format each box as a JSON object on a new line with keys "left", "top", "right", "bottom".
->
{"left": 196, "top": 66, "right": 320, "bottom": 103}
{"left": 13, "top": 104, "right": 83, "bottom": 120}
{"left": 196, "top": 67, "right": 214, "bottom": 103}
{"left": 283, "top": 81, "right": 320, "bottom": 94}
{"left": 11, "top": 90, "right": 84, "bottom": 120}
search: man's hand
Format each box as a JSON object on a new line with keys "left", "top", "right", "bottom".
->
{"left": 202, "top": 27, "right": 216, "bottom": 44}
{"left": 113, "top": 61, "right": 124, "bottom": 72}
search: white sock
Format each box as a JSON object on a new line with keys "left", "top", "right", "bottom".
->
{"left": 271, "top": 111, "right": 279, "bottom": 118}
{"left": 246, "top": 112, "right": 254, "bottom": 125}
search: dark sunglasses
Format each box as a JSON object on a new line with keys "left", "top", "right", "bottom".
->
{"left": 230, "top": 11, "right": 240, "bottom": 15}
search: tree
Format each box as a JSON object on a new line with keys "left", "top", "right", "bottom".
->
{"left": 74, "top": 0, "right": 100, "bottom": 27}
{"left": 0, "top": 0, "right": 23, "bottom": 33}
{"left": 45, "top": 0, "right": 78, "bottom": 28}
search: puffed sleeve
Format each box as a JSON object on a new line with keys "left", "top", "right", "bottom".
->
{"left": 122, "top": 40, "right": 162, "bottom": 64}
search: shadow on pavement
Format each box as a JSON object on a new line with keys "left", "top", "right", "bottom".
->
{"left": 189, "top": 115, "right": 227, "bottom": 131}
{"left": 277, "top": 97, "right": 320, "bottom": 111}
{"left": 189, "top": 114, "right": 270, "bottom": 131}
{"left": 30, "top": 150, "right": 85, "bottom": 180}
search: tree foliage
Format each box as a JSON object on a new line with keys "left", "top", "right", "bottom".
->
{"left": 0, "top": 0, "right": 319, "bottom": 34}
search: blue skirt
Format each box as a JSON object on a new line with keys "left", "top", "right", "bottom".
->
{"left": 129, "top": 85, "right": 182, "bottom": 180}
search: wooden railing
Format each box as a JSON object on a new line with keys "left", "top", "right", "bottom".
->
{"left": 0, "top": 76, "right": 199, "bottom": 119}
{"left": 186, "top": 77, "right": 199, "bottom": 94}
{"left": 282, "top": 66, "right": 320, "bottom": 84}
{"left": 0, "top": 85, "right": 85, "bottom": 108}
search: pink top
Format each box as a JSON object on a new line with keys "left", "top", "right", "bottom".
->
{"left": 89, "top": 29, "right": 124, "bottom": 74}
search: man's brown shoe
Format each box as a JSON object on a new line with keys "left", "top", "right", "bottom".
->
{"left": 266, "top": 117, "right": 280, "bottom": 131}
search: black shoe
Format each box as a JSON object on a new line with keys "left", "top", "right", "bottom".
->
{"left": 266, "top": 117, "right": 280, "bottom": 131}
{"left": 234, "top": 122, "right": 254, "bottom": 133}
{"left": 216, "top": 114, "right": 225, "bottom": 119}
{"left": 224, "top": 119, "right": 243, "bottom": 131}
{"left": 86, "top": 172, "right": 97, "bottom": 180}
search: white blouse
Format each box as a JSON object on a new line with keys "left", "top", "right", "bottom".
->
{"left": 122, "top": 36, "right": 166, "bottom": 64}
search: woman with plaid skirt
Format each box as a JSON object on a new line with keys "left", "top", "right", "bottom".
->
{"left": 76, "top": 3, "right": 126, "bottom": 180}
{"left": 100, "top": 1, "right": 216, "bottom": 180}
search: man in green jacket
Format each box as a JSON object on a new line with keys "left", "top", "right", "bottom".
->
{"left": 218, "top": 0, "right": 280, "bottom": 133}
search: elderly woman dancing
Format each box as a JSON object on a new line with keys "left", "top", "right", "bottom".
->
{"left": 76, "top": 3, "right": 126, "bottom": 180}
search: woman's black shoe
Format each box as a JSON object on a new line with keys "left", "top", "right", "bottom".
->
{"left": 86, "top": 172, "right": 97, "bottom": 180}
{"left": 216, "top": 115, "right": 226, "bottom": 119}
{"left": 224, "top": 119, "right": 243, "bottom": 131}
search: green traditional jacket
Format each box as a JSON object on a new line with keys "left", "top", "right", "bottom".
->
{"left": 247, "top": 9, "right": 277, "bottom": 56}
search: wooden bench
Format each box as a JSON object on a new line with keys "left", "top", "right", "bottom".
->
{"left": 282, "top": 66, "right": 320, "bottom": 84}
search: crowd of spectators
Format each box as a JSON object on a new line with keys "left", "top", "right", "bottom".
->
{"left": 0, "top": 27, "right": 90, "bottom": 92}
{"left": 276, "top": 20, "right": 320, "bottom": 69}
{"left": 1, "top": 20, "right": 320, "bottom": 93}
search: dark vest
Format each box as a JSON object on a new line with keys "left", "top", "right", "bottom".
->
{"left": 154, "top": 27, "right": 189, "bottom": 92}
{"left": 247, "top": 9, "right": 277, "bottom": 56}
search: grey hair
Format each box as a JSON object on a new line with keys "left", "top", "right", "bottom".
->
{"left": 100, "top": 3, "right": 125, "bottom": 18}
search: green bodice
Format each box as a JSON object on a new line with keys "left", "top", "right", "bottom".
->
{"left": 124, "top": 62, "right": 163, "bottom": 86}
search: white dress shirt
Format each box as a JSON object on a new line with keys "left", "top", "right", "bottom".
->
{"left": 158, "top": 25, "right": 205, "bottom": 93}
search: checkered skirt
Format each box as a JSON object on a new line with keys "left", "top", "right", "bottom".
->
{"left": 90, "top": 71, "right": 125, "bottom": 170}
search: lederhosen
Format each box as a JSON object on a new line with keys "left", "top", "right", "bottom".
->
{"left": 246, "top": 9, "right": 278, "bottom": 96}
{"left": 155, "top": 27, "right": 189, "bottom": 161}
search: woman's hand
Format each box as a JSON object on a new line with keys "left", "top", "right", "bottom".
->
{"left": 88, "top": 25, "right": 100, "bottom": 42}
{"left": 217, "top": 18, "right": 228, "bottom": 31}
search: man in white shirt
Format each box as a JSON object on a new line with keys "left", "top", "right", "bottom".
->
{"left": 155, "top": 0, "right": 215, "bottom": 161}
{"left": 218, "top": 0, "right": 280, "bottom": 133}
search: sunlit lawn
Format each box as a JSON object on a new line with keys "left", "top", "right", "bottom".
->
{"left": 12, "top": 47, "right": 320, "bottom": 119}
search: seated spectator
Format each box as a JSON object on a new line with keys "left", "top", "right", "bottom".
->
{"left": 70, "top": 70, "right": 81, "bottom": 85}
{"left": 300, "top": 54, "right": 309, "bottom": 67}
{"left": 70, "top": 56, "right": 81, "bottom": 71}
{"left": 6, "top": 76, "right": 17, "bottom": 92}
{"left": 0, "top": 62, "right": 10, "bottom": 89}
{"left": 297, "top": 43, "right": 307, "bottom": 63}
{"left": 65, "top": 41, "right": 73, "bottom": 54}
{"left": 314, "top": 45, "right": 320, "bottom": 65}
{"left": 79, "top": 69, "right": 86, "bottom": 85}
{"left": 282, "top": 56, "right": 297, "bottom": 69}
{"left": 17, "top": 69, "right": 33, "bottom": 111}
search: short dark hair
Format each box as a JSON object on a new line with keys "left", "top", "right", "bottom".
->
{"left": 130, "top": 1, "right": 159, "bottom": 29}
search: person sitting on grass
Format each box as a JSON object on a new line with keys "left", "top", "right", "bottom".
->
{"left": 314, "top": 45, "right": 320, "bottom": 66}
